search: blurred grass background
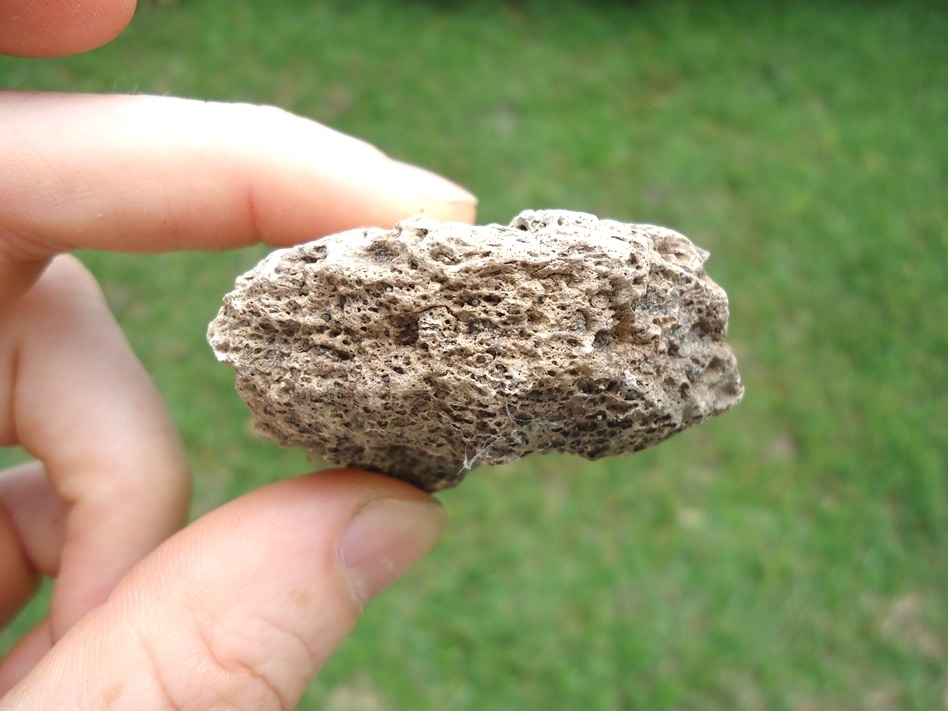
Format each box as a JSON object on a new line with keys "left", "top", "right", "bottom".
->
{"left": 2, "top": 0, "right": 947, "bottom": 708}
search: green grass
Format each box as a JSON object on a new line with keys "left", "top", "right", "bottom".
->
{"left": 2, "top": 0, "right": 947, "bottom": 708}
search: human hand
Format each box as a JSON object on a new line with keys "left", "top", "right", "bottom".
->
{"left": 1, "top": 2, "right": 475, "bottom": 707}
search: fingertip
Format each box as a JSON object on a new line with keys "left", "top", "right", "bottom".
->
{"left": 339, "top": 497, "right": 446, "bottom": 606}
{"left": 385, "top": 160, "right": 478, "bottom": 225}
{"left": 418, "top": 198, "right": 478, "bottom": 225}
{"left": 307, "top": 469, "right": 447, "bottom": 606}
{"left": 0, "top": 0, "right": 136, "bottom": 57}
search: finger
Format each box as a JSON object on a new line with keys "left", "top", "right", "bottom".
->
{"left": 0, "top": 0, "right": 135, "bottom": 57}
{"left": 0, "top": 461, "right": 68, "bottom": 627}
{"left": 0, "top": 461, "right": 69, "bottom": 578}
{"left": 0, "top": 256, "right": 191, "bottom": 638}
{"left": 0, "top": 470, "right": 447, "bottom": 706}
{"left": 0, "top": 91, "right": 478, "bottom": 307}
{"left": 0, "top": 502, "right": 39, "bottom": 629}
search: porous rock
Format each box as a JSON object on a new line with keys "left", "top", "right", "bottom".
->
{"left": 208, "top": 210, "right": 743, "bottom": 492}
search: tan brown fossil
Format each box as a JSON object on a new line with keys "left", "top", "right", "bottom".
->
{"left": 208, "top": 210, "right": 743, "bottom": 491}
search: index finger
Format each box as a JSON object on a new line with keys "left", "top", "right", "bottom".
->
{"left": 0, "top": 92, "right": 477, "bottom": 307}
{"left": 0, "top": 0, "right": 134, "bottom": 57}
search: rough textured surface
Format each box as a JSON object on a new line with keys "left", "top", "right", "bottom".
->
{"left": 208, "top": 210, "right": 743, "bottom": 491}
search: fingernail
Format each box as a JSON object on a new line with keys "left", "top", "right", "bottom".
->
{"left": 338, "top": 499, "right": 447, "bottom": 606}
{"left": 391, "top": 161, "right": 478, "bottom": 222}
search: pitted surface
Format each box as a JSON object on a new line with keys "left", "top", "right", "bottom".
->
{"left": 208, "top": 210, "right": 743, "bottom": 491}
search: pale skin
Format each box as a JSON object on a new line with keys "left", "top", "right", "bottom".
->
{"left": 0, "top": 1, "right": 477, "bottom": 707}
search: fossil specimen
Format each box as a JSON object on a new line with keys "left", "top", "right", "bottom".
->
{"left": 208, "top": 210, "right": 743, "bottom": 491}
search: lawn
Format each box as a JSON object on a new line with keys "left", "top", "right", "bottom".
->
{"left": 1, "top": 0, "right": 947, "bottom": 708}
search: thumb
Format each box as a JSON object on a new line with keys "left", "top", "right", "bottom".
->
{"left": 0, "top": 470, "right": 446, "bottom": 710}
